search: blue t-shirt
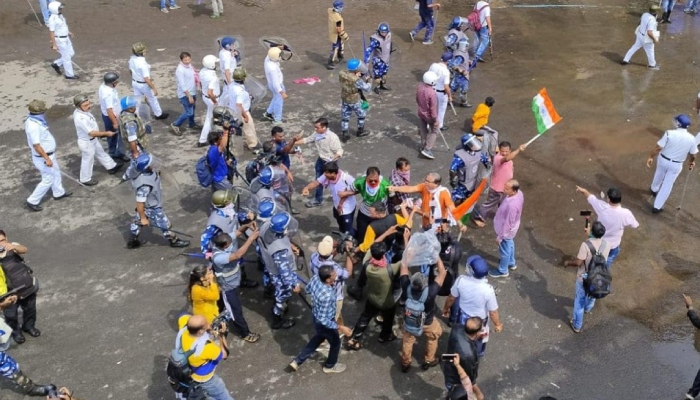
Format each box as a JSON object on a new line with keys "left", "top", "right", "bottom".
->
{"left": 207, "top": 145, "right": 228, "bottom": 183}
{"left": 275, "top": 141, "right": 291, "bottom": 169}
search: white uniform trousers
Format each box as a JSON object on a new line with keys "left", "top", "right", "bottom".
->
{"left": 78, "top": 138, "right": 116, "bottom": 182}
{"left": 623, "top": 37, "right": 656, "bottom": 67}
{"left": 211, "top": 0, "right": 224, "bottom": 15}
{"left": 132, "top": 81, "right": 163, "bottom": 117}
{"left": 436, "top": 91, "right": 448, "bottom": 129}
{"left": 218, "top": 83, "right": 234, "bottom": 109}
{"left": 651, "top": 155, "right": 683, "bottom": 209}
{"left": 241, "top": 111, "right": 259, "bottom": 149}
{"left": 27, "top": 153, "right": 66, "bottom": 205}
{"left": 199, "top": 96, "right": 216, "bottom": 144}
{"left": 54, "top": 37, "right": 75, "bottom": 77}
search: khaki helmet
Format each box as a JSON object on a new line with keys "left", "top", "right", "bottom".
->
{"left": 73, "top": 94, "right": 89, "bottom": 108}
{"left": 268, "top": 47, "right": 282, "bottom": 62}
{"left": 232, "top": 67, "right": 247, "bottom": 82}
{"left": 649, "top": 4, "right": 660, "bottom": 13}
{"left": 132, "top": 42, "right": 147, "bottom": 56}
{"left": 212, "top": 190, "right": 236, "bottom": 208}
{"left": 28, "top": 100, "right": 47, "bottom": 114}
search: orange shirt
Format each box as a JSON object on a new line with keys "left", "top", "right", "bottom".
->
{"left": 471, "top": 103, "right": 490, "bottom": 132}
{"left": 417, "top": 183, "right": 455, "bottom": 226}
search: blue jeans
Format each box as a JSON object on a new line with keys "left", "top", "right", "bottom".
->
{"left": 606, "top": 246, "right": 620, "bottom": 269}
{"left": 661, "top": 0, "right": 677, "bottom": 12}
{"left": 160, "top": 0, "right": 176, "bottom": 8}
{"left": 173, "top": 95, "right": 196, "bottom": 127}
{"left": 314, "top": 158, "right": 326, "bottom": 203}
{"left": 294, "top": 321, "right": 341, "bottom": 368}
{"left": 199, "top": 374, "right": 234, "bottom": 400}
{"left": 498, "top": 238, "right": 515, "bottom": 274}
{"left": 333, "top": 207, "right": 355, "bottom": 237}
{"left": 39, "top": 0, "right": 54, "bottom": 24}
{"left": 686, "top": 0, "right": 698, "bottom": 11}
{"left": 266, "top": 85, "right": 285, "bottom": 122}
{"left": 475, "top": 26, "right": 490, "bottom": 60}
{"left": 101, "top": 114, "right": 125, "bottom": 158}
{"left": 572, "top": 280, "right": 595, "bottom": 330}
{"left": 411, "top": 12, "right": 435, "bottom": 41}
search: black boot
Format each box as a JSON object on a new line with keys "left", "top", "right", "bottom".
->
{"left": 126, "top": 234, "right": 141, "bottom": 249}
{"left": 379, "top": 80, "right": 391, "bottom": 91}
{"left": 271, "top": 312, "right": 295, "bottom": 330}
{"left": 341, "top": 130, "right": 350, "bottom": 142}
{"left": 263, "top": 284, "right": 275, "bottom": 299}
{"left": 666, "top": 10, "right": 672, "bottom": 22}
{"left": 169, "top": 237, "right": 190, "bottom": 248}
{"left": 9, "top": 370, "right": 56, "bottom": 396}
{"left": 357, "top": 127, "right": 369, "bottom": 137}
{"left": 326, "top": 57, "right": 336, "bottom": 70}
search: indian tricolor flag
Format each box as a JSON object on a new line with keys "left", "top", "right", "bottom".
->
{"left": 531, "top": 88, "right": 562, "bottom": 135}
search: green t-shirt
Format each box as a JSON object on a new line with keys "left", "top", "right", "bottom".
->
{"left": 353, "top": 176, "right": 391, "bottom": 216}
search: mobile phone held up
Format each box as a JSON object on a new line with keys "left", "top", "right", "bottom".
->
{"left": 441, "top": 353, "right": 457, "bottom": 362}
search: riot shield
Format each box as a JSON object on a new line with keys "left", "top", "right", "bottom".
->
{"left": 259, "top": 36, "right": 298, "bottom": 62}
{"left": 111, "top": 169, "right": 182, "bottom": 215}
{"left": 231, "top": 185, "right": 258, "bottom": 215}
{"left": 215, "top": 35, "right": 245, "bottom": 65}
{"left": 402, "top": 231, "right": 441, "bottom": 267}
{"left": 135, "top": 96, "right": 154, "bottom": 125}
{"left": 244, "top": 76, "right": 268, "bottom": 108}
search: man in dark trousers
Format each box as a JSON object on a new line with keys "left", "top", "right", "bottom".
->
{"left": 442, "top": 316, "right": 485, "bottom": 400}
{"left": 683, "top": 294, "right": 700, "bottom": 399}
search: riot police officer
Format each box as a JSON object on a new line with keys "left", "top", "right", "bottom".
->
{"left": 444, "top": 17, "right": 469, "bottom": 52}
{"left": 449, "top": 38, "right": 472, "bottom": 108}
{"left": 339, "top": 58, "right": 372, "bottom": 141}
{"left": 201, "top": 190, "right": 259, "bottom": 288}
{"left": 449, "top": 134, "right": 485, "bottom": 205}
{"left": 126, "top": 153, "right": 190, "bottom": 249}
{"left": 364, "top": 22, "right": 394, "bottom": 93}
{"left": 119, "top": 95, "right": 151, "bottom": 159}
{"left": 257, "top": 211, "right": 300, "bottom": 330}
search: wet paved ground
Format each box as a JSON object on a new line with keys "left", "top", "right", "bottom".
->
{"left": 1, "top": 0, "right": 700, "bottom": 398}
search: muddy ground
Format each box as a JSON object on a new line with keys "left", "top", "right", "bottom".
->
{"left": 1, "top": 0, "right": 700, "bottom": 398}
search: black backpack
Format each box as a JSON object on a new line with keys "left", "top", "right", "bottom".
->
{"left": 583, "top": 240, "right": 611, "bottom": 299}
{"left": 167, "top": 331, "right": 198, "bottom": 395}
{"left": 0, "top": 252, "right": 37, "bottom": 299}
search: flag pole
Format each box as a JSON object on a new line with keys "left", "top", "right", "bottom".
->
{"left": 525, "top": 133, "right": 542, "bottom": 146}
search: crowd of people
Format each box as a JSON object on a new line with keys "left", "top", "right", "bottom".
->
{"left": 7, "top": 0, "right": 700, "bottom": 399}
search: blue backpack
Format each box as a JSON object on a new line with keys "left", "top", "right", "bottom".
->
{"left": 195, "top": 156, "right": 212, "bottom": 188}
{"left": 403, "top": 286, "right": 429, "bottom": 337}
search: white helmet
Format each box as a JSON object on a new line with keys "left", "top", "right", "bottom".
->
{"left": 267, "top": 47, "right": 281, "bottom": 62}
{"left": 202, "top": 55, "right": 219, "bottom": 70}
{"left": 49, "top": 1, "right": 62, "bottom": 14}
{"left": 422, "top": 71, "right": 438, "bottom": 86}
{"left": 457, "top": 38, "right": 469, "bottom": 52}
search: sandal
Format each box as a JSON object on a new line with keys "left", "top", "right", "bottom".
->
{"left": 243, "top": 332, "right": 261, "bottom": 343}
{"left": 345, "top": 339, "right": 363, "bottom": 351}
{"left": 378, "top": 333, "right": 397, "bottom": 343}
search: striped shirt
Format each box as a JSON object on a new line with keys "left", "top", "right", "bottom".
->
{"left": 177, "top": 315, "right": 223, "bottom": 383}
{"left": 306, "top": 274, "right": 338, "bottom": 330}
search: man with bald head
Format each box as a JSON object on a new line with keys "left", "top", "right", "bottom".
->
{"left": 489, "top": 179, "right": 523, "bottom": 278}
{"left": 176, "top": 314, "right": 232, "bottom": 400}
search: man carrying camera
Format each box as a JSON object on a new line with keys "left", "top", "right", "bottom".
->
{"left": 176, "top": 314, "right": 232, "bottom": 400}
{"left": 206, "top": 107, "right": 241, "bottom": 191}
{"left": 309, "top": 236, "right": 354, "bottom": 327}
{"left": 0, "top": 230, "right": 41, "bottom": 344}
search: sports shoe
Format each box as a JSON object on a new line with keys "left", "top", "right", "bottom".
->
{"left": 409, "top": 31, "right": 416, "bottom": 42}
{"left": 161, "top": 7, "right": 169, "bottom": 13}
{"left": 686, "top": 393, "right": 695, "bottom": 399}
{"left": 420, "top": 149, "right": 435, "bottom": 159}
{"left": 488, "top": 269, "right": 509, "bottom": 278}
{"left": 422, "top": 40, "right": 433, "bottom": 45}
{"left": 81, "top": 179, "right": 98, "bottom": 186}
{"left": 170, "top": 123, "right": 181, "bottom": 136}
{"left": 323, "top": 363, "right": 346, "bottom": 374}
{"left": 305, "top": 200, "right": 322, "bottom": 208}
{"left": 569, "top": 319, "right": 581, "bottom": 333}
{"left": 648, "top": 65, "right": 660, "bottom": 70}
{"left": 288, "top": 360, "right": 299, "bottom": 372}
{"left": 262, "top": 112, "right": 274, "bottom": 121}
{"left": 169, "top": 5, "right": 181, "bottom": 9}
{"left": 508, "top": 264, "right": 518, "bottom": 271}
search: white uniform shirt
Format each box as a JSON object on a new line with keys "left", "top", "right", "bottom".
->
{"left": 98, "top": 84, "right": 121, "bottom": 117}
{"left": 636, "top": 13, "right": 658, "bottom": 40}
{"left": 450, "top": 275, "right": 498, "bottom": 319}
{"left": 475, "top": 0, "right": 491, "bottom": 27}
{"left": 25, "top": 117, "right": 56, "bottom": 156}
{"left": 231, "top": 82, "right": 251, "bottom": 112}
{"left": 199, "top": 69, "right": 221, "bottom": 99}
{"left": 264, "top": 56, "right": 284, "bottom": 93}
{"left": 73, "top": 109, "right": 99, "bottom": 140}
{"left": 219, "top": 50, "right": 236, "bottom": 84}
{"left": 129, "top": 56, "right": 151, "bottom": 82}
{"left": 47, "top": 14, "right": 69, "bottom": 36}
{"left": 429, "top": 62, "right": 450, "bottom": 90}
{"left": 175, "top": 64, "right": 197, "bottom": 99}
{"left": 657, "top": 128, "right": 698, "bottom": 162}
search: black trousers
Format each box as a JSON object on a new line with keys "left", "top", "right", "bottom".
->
{"left": 351, "top": 301, "right": 396, "bottom": 341}
{"left": 689, "top": 366, "right": 700, "bottom": 397}
{"left": 220, "top": 287, "right": 251, "bottom": 338}
{"left": 356, "top": 212, "right": 375, "bottom": 243}
{"left": 4, "top": 293, "right": 37, "bottom": 332}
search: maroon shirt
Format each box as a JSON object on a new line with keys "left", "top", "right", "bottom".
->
{"left": 416, "top": 83, "right": 438, "bottom": 123}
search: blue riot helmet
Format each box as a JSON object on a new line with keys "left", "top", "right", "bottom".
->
{"left": 448, "top": 16, "right": 468, "bottom": 30}
{"left": 270, "top": 212, "right": 291, "bottom": 234}
{"left": 378, "top": 22, "right": 390, "bottom": 35}
{"left": 258, "top": 198, "right": 277, "bottom": 220}
{"left": 120, "top": 96, "right": 138, "bottom": 111}
{"left": 347, "top": 58, "right": 361, "bottom": 72}
{"left": 220, "top": 36, "right": 235, "bottom": 50}
{"left": 135, "top": 153, "right": 153, "bottom": 173}
{"left": 457, "top": 37, "right": 470, "bottom": 52}
{"left": 259, "top": 166, "right": 274, "bottom": 186}
{"left": 444, "top": 33, "right": 458, "bottom": 49}
{"left": 441, "top": 51, "right": 454, "bottom": 62}
{"left": 449, "top": 55, "right": 466, "bottom": 69}
{"left": 675, "top": 114, "right": 691, "bottom": 128}
{"left": 333, "top": 0, "right": 344, "bottom": 12}
{"left": 461, "top": 133, "right": 482, "bottom": 152}
{"left": 466, "top": 255, "right": 489, "bottom": 279}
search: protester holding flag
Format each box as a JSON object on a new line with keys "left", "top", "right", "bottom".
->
{"left": 489, "top": 179, "right": 524, "bottom": 278}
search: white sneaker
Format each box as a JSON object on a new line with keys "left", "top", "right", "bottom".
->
{"left": 323, "top": 363, "right": 346, "bottom": 373}
{"left": 288, "top": 360, "right": 299, "bottom": 372}
{"left": 161, "top": 8, "right": 169, "bottom": 13}
{"left": 169, "top": 5, "right": 181, "bottom": 9}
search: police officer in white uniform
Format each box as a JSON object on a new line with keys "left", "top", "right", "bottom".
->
{"left": 198, "top": 55, "right": 221, "bottom": 147}
{"left": 129, "top": 42, "right": 169, "bottom": 120}
{"left": 24, "top": 100, "right": 72, "bottom": 212}
{"left": 98, "top": 72, "right": 128, "bottom": 161}
{"left": 72, "top": 94, "right": 124, "bottom": 186}
{"left": 429, "top": 52, "right": 453, "bottom": 131}
{"left": 218, "top": 37, "right": 238, "bottom": 109}
{"left": 231, "top": 67, "right": 261, "bottom": 151}
{"left": 647, "top": 114, "right": 697, "bottom": 213}
{"left": 47, "top": 2, "right": 77, "bottom": 80}
{"left": 621, "top": 5, "right": 660, "bottom": 70}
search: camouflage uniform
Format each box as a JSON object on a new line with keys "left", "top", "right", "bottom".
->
{"left": 339, "top": 70, "right": 372, "bottom": 132}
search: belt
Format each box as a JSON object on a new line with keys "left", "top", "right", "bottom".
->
{"left": 436, "top": 90, "right": 446, "bottom": 93}
{"left": 57, "top": 35, "right": 68, "bottom": 38}
{"left": 660, "top": 154, "right": 683, "bottom": 163}
{"left": 132, "top": 79, "right": 146, "bottom": 84}
{"left": 34, "top": 152, "right": 54, "bottom": 157}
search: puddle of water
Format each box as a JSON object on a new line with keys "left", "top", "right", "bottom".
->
{"left": 652, "top": 324, "right": 700, "bottom": 384}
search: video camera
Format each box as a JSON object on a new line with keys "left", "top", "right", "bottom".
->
{"left": 211, "top": 311, "right": 231, "bottom": 335}
{"left": 332, "top": 231, "right": 357, "bottom": 255}
{"left": 212, "top": 106, "right": 243, "bottom": 132}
